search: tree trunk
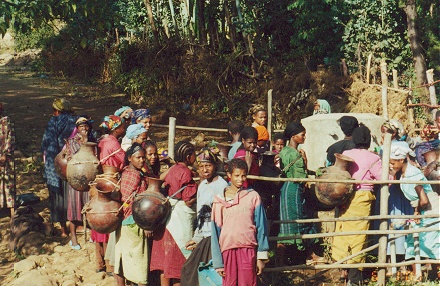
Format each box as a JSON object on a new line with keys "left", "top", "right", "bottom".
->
{"left": 224, "top": 2, "right": 236, "bottom": 51}
{"left": 143, "top": 0, "right": 159, "bottom": 46}
{"left": 404, "top": 0, "right": 428, "bottom": 96}
{"left": 196, "top": 0, "right": 206, "bottom": 44}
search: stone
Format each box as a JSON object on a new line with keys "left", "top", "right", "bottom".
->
{"left": 10, "top": 269, "right": 57, "bottom": 286}
{"left": 13, "top": 259, "right": 37, "bottom": 275}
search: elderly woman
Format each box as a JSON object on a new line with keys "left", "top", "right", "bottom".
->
{"left": 332, "top": 125, "right": 387, "bottom": 284}
{"left": 0, "top": 103, "right": 15, "bottom": 218}
{"left": 121, "top": 124, "right": 148, "bottom": 151}
{"left": 389, "top": 145, "right": 439, "bottom": 276}
{"left": 132, "top": 108, "right": 152, "bottom": 132}
{"left": 64, "top": 116, "right": 95, "bottom": 249}
{"left": 42, "top": 98, "right": 76, "bottom": 237}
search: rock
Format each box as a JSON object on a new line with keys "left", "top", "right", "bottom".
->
{"left": 13, "top": 259, "right": 37, "bottom": 275}
{"left": 62, "top": 280, "right": 76, "bottom": 286}
{"left": 10, "top": 269, "right": 57, "bottom": 286}
{"left": 53, "top": 245, "right": 65, "bottom": 253}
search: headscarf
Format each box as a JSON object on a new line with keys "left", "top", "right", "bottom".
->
{"left": 383, "top": 119, "right": 405, "bottom": 139}
{"left": 125, "top": 123, "right": 147, "bottom": 139}
{"left": 283, "top": 122, "right": 305, "bottom": 141}
{"left": 338, "top": 116, "right": 359, "bottom": 136}
{"left": 352, "top": 125, "right": 371, "bottom": 147}
{"left": 75, "top": 116, "right": 93, "bottom": 127}
{"left": 132, "top": 108, "right": 152, "bottom": 124}
{"left": 390, "top": 145, "right": 415, "bottom": 160}
{"left": 52, "top": 98, "right": 72, "bottom": 113}
{"left": 114, "top": 106, "right": 133, "bottom": 120}
{"left": 313, "top": 99, "right": 331, "bottom": 115}
{"left": 255, "top": 125, "right": 269, "bottom": 141}
{"left": 196, "top": 147, "right": 219, "bottom": 164}
{"left": 100, "top": 115, "right": 124, "bottom": 131}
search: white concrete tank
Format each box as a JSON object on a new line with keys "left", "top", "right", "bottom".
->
{"left": 300, "top": 113, "right": 386, "bottom": 172}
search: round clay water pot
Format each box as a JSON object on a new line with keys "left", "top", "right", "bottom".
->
{"left": 85, "top": 195, "right": 122, "bottom": 234}
{"left": 66, "top": 142, "right": 100, "bottom": 191}
{"left": 315, "top": 153, "right": 355, "bottom": 208}
{"left": 424, "top": 160, "right": 440, "bottom": 195}
{"left": 54, "top": 150, "right": 68, "bottom": 180}
{"left": 132, "top": 178, "right": 170, "bottom": 231}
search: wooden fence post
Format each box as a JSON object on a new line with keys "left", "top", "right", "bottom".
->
{"left": 392, "top": 69, "right": 398, "bottom": 88}
{"left": 366, "top": 53, "right": 372, "bottom": 84}
{"left": 426, "top": 69, "right": 437, "bottom": 120}
{"left": 168, "top": 117, "right": 176, "bottom": 160}
{"left": 267, "top": 89, "right": 273, "bottom": 150}
{"left": 380, "top": 60, "right": 389, "bottom": 120}
{"left": 377, "top": 132, "right": 392, "bottom": 285}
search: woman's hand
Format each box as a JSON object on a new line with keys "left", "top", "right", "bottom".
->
{"left": 299, "top": 149, "right": 307, "bottom": 166}
{"left": 144, "top": 230, "right": 154, "bottom": 238}
{"left": 185, "top": 240, "right": 197, "bottom": 251}
{"left": 216, "top": 269, "right": 226, "bottom": 277}
{"left": 245, "top": 151, "right": 253, "bottom": 171}
{"left": 185, "top": 197, "right": 196, "bottom": 208}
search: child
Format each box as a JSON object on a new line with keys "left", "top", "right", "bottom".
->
{"left": 211, "top": 159, "right": 269, "bottom": 286}
{"left": 114, "top": 143, "right": 150, "bottom": 286}
{"left": 233, "top": 126, "right": 259, "bottom": 188}
{"left": 143, "top": 140, "right": 160, "bottom": 177}
{"left": 227, "top": 120, "right": 245, "bottom": 160}
{"left": 272, "top": 133, "right": 285, "bottom": 154}
{"left": 272, "top": 132, "right": 285, "bottom": 168}
{"left": 181, "top": 147, "right": 228, "bottom": 286}
{"left": 150, "top": 141, "right": 197, "bottom": 285}
{"left": 255, "top": 125, "right": 270, "bottom": 154}
{"left": 249, "top": 104, "right": 267, "bottom": 128}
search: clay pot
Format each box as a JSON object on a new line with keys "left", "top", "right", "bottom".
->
{"left": 54, "top": 150, "right": 68, "bottom": 180}
{"left": 216, "top": 144, "right": 232, "bottom": 159}
{"left": 92, "top": 173, "right": 120, "bottom": 194}
{"left": 424, "top": 160, "right": 440, "bottom": 195}
{"left": 315, "top": 153, "right": 355, "bottom": 208}
{"left": 66, "top": 142, "right": 100, "bottom": 191}
{"left": 132, "top": 177, "right": 171, "bottom": 231}
{"left": 85, "top": 195, "right": 122, "bottom": 234}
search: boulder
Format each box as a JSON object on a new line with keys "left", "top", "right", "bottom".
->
{"left": 13, "top": 259, "right": 37, "bottom": 275}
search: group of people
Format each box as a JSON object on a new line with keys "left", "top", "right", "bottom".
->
{"left": 0, "top": 96, "right": 436, "bottom": 286}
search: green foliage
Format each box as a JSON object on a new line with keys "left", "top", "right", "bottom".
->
{"left": 342, "top": 0, "right": 413, "bottom": 75}
{"left": 13, "top": 22, "right": 57, "bottom": 51}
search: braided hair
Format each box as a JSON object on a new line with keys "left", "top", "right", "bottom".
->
{"left": 125, "top": 142, "right": 145, "bottom": 166}
{"left": 174, "top": 141, "right": 196, "bottom": 163}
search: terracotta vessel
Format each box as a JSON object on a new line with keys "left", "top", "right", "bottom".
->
{"left": 85, "top": 194, "right": 122, "bottom": 233}
{"left": 66, "top": 142, "right": 100, "bottom": 191}
{"left": 132, "top": 177, "right": 171, "bottom": 231}
{"left": 92, "top": 173, "right": 120, "bottom": 194}
{"left": 424, "top": 160, "right": 440, "bottom": 195}
{"left": 54, "top": 149, "right": 68, "bottom": 180}
{"left": 315, "top": 153, "right": 355, "bottom": 208}
{"left": 216, "top": 144, "right": 232, "bottom": 159}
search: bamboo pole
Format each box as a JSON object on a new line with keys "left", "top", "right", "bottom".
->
{"left": 381, "top": 60, "right": 389, "bottom": 120}
{"left": 271, "top": 213, "right": 440, "bottom": 224}
{"left": 369, "top": 84, "right": 411, "bottom": 93}
{"left": 265, "top": 259, "right": 440, "bottom": 272}
{"left": 366, "top": 53, "right": 372, "bottom": 84}
{"left": 267, "top": 225, "right": 439, "bottom": 241}
{"left": 154, "top": 123, "right": 227, "bottom": 133}
{"left": 245, "top": 174, "right": 440, "bottom": 185}
{"left": 392, "top": 69, "right": 398, "bottom": 88}
{"left": 267, "top": 89, "right": 273, "bottom": 149}
{"left": 377, "top": 132, "right": 391, "bottom": 285}
{"left": 414, "top": 232, "right": 422, "bottom": 279}
{"left": 427, "top": 69, "right": 437, "bottom": 120}
{"left": 168, "top": 117, "right": 176, "bottom": 160}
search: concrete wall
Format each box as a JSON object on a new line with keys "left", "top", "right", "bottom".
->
{"left": 300, "top": 113, "right": 386, "bottom": 172}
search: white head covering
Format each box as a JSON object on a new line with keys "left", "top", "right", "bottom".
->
{"left": 390, "top": 144, "right": 415, "bottom": 159}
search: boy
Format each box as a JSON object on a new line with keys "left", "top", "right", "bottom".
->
{"left": 227, "top": 120, "right": 245, "bottom": 160}
{"left": 211, "top": 159, "right": 269, "bottom": 286}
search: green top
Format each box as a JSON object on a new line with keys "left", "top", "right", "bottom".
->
{"left": 279, "top": 145, "right": 307, "bottom": 179}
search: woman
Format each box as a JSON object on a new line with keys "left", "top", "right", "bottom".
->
{"left": 332, "top": 125, "right": 385, "bottom": 284}
{"left": 0, "top": 103, "right": 15, "bottom": 218}
{"left": 93, "top": 115, "right": 126, "bottom": 274}
{"left": 41, "top": 98, "right": 76, "bottom": 237}
{"left": 313, "top": 99, "right": 331, "bottom": 115}
{"left": 64, "top": 116, "right": 95, "bottom": 250}
{"left": 180, "top": 147, "right": 228, "bottom": 286}
{"left": 277, "top": 122, "right": 322, "bottom": 266}
{"left": 150, "top": 141, "right": 197, "bottom": 286}
{"left": 143, "top": 140, "right": 160, "bottom": 178}
{"left": 114, "top": 143, "right": 151, "bottom": 286}
{"left": 132, "top": 108, "right": 152, "bottom": 133}
{"left": 121, "top": 124, "right": 148, "bottom": 151}
{"left": 389, "top": 145, "right": 439, "bottom": 275}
